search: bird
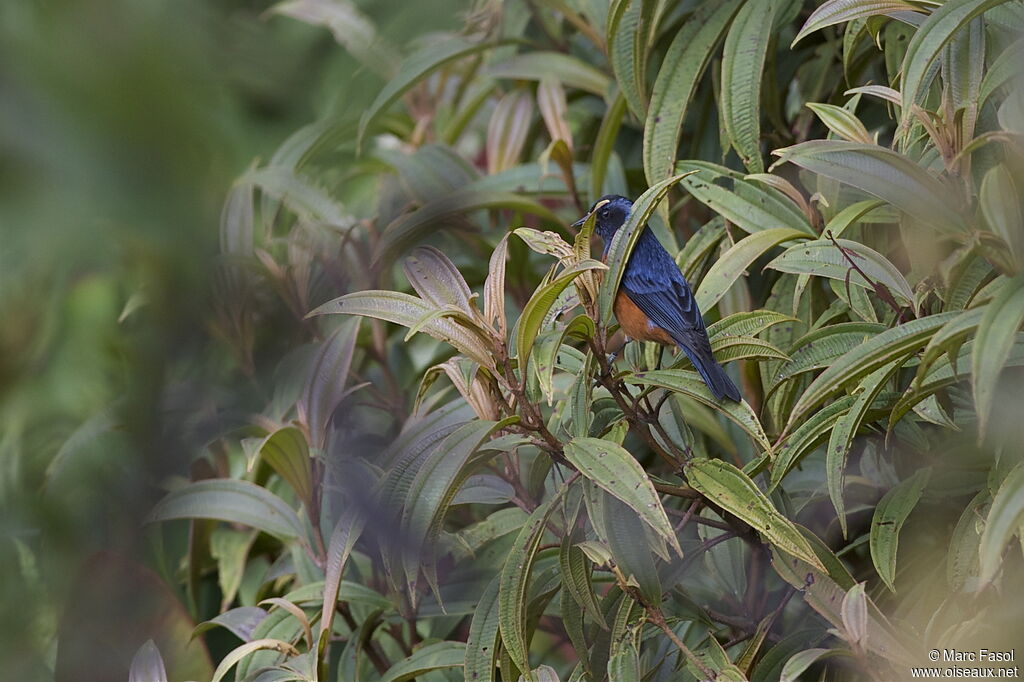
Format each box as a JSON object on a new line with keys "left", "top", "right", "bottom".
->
{"left": 572, "top": 194, "right": 741, "bottom": 402}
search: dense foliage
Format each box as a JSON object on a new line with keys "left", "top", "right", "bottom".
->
{"left": 35, "top": 0, "right": 1024, "bottom": 680}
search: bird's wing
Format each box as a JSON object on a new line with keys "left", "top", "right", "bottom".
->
{"left": 620, "top": 251, "right": 708, "bottom": 349}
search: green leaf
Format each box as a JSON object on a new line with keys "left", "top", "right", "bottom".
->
{"left": 772, "top": 140, "right": 966, "bottom": 232}
{"left": 129, "top": 640, "right": 168, "bottom": 682}
{"left": 685, "top": 458, "right": 826, "bottom": 571}
{"left": 710, "top": 335, "right": 790, "bottom": 363}
{"left": 487, "top": 89, "right": 534, "bottom": 174}
{"left": 465, "top": 576, "right": 502, "bottom": 682}
{"left": 948, "top": 490, "right": 988, "bottom": 590}
{"left": 402, "top": 418, "right": 518, "bottom": 602}
{"left": 870, "top": 467, "right": 931, "bottom": 591}
{"left": 403, "top": 246, "right": 475, "bottom": 313}
{"left": 563, "top": 437, "right": 681, "bottom": 555}
{"left": 590, "top": 94, "right": 627, "bottom": 201}
{"left": 602, "top": 493, "right": 662, "bottom": 604}
{"left": 676, "top": 161, "right": 814, "bottom": 236}
{"left": 271, "top": 0, "right": 398, "bottom": 77}
{"left": 488, "top": 52, "right": 611, "bottom": 97}
{"left": 254, "top": 427, "right": 313, "bottom": 509}
{"left": 767, "top": 238, "right": 913, "bottom": 306}
{"left": 499, "top": 483, "right": 569, "bottom": 681}
{"left": 806, "top": 103, "right": 873, "bottom": 144}
{"left": 828, "top": 362, "right": 902, "bottom": 538}
{"left": 980, "top": 166, "right": 1024, "bottom": 274}
{"left": 307, "top": 290, "right": 496, "bottom": 371}
{"left": 359, "top": 37, "right": 500, "bottom": 147}
{"left": 972, "top": 274, "right": 1024, "bottom": 438}
{"left": 780, "top": 648, "right": 848, "bottom": 682}
{"left": 242, "top": 166, "right": 349, "bottom": 226}
{"left": 643, "top": 0, "right": 742, "bottom": 185}
{"left": 598, "top": 173, "right": 693, "bottom": 322}
{"left": 770, "top": 396, "right": 855, "bottom": 490}
{"left": 979, "top": 462, "right": 1024, "bottom": 585}
{"left": 375, "top": 189, "right": 561, "bottom": 265}
{"left": 901, "top": 0, "right": 1014, "bottom": 122}
{"left": 979, "top": 38, "right": 1024, "bottom": 108}
{"left": 559, "top": 536, "right": 608, "bottom": 629}
{"left": 788, "top": 312, "right": 957, "bottom": 425}
{"left": 380, "top": 642, "right": 466, "bottom": 682}
{"left": 627, "top": 370, "right": 771, "bottom": 453}
{"left": 521, "top": 665, "right": 562, "bottom": 682}
{"left": 517, "top": 260, "right": 606, "bottom": 376}
{"left": 773, "top": 322, "right": 887, "bottom": 390}
{"left": 607, "top": 0, "right": 647, "bottom": 120}
{"left": 696, "top": 228, "right": 810, "bottom": 311}
{"left": 708, "top": 310, "right": 797, "bottom": 341}
{"left": 514, "top": 228, "right": 575, "bottom": 260}
{"left": 793, "top": 0, "right": 918, "bottom": 46}
{"left": 299, "top": 317, "right": 361, "bottom": 451}
{"left": 316, "top": 509, "right": 364, "bottom": 672}
{"left": 720, "top": 0, "right": 779, "bottom": 173}
{"left": 148, "top": 479, "right": 304, "bottom": 542}
{"left": 211, "top": 639, "right": 299, "bottom": 682}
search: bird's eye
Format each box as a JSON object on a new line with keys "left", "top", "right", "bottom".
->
{"left": 600, "top": 209, "right": 610, "bottom": 218}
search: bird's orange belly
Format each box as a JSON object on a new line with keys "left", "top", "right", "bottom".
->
{"left": 613, "top": 291, "right": 674, "bottom": 345}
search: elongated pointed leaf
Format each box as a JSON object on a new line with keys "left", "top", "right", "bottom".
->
{"left": 720, "top": 0, "right": 778, "bottom": 173}
{"left": 677, "top": 161, "right": 814, "bottom": 236}
{"left": 402, "top": 418, "right": 517, "bottom": 602}
{"left": 793, "top": 0, "right": 918, "bottom": 46}
{"left": 686, "top": 458, "right": 826, "bottom": 571}
{"left": 255, "top": 426, "right": 313, "bottom": 508}
{"left": 772, "top": 140, "right": 965, "bottom": 232}
{"left": 465, "top": 576, "right": 502, "bottom": 682}
{"left": 375, "top": 189, "right": 561, "bottom": 265}
{"left": 499, "top": 483, "right": 569, "bottom": 681}
{"left": 901, "top": 0, "right": 1014, "bottom": 121}
{"left": 488, "top": 52, "right": 611, "bottom": 97}
{"left": 242, "top": 166, "right": 349, "bottom": 226}
{"left": 129, "top": 640, "right": 168, "bottom": 682}
{"left": 308, "top": 290, "right": 496, "bottom": 370}
{"left": 403, "top": 246, "right": 474, "bottom": 312}
{"left": 768, "top": 238, "right": 914, "bottom": 307}
{"left": 627, "top": 370, "right": 771, "bottom": 453}
{"left": 708, "top": 310, "right": 796, "bottom": 340}
{"left": 148, "top": 479, "right": 304, "bottom": 542}
{"left": 517, "top": 260, "right": 606, "bottom": 376}
{"left": 789, "top": 312, "right": 957, "bottom": 424}
{"left": 564, "top": 437, "right": 681, "bottom": 556}
{"left": 696, "top": 228, "right": 809, "bottom": 310}
{"left": 299, "top": 318, "right": 360, "bottom": 451}
{"left": 979, "top": 462, "right": 1024, "bottom": 585}
{"left": 806, "top": 103, "right": 873, "bottom": 144}
{"left": 379, "top": 642, "right": 466, "bottom": 682}
{"left": 973, "top": 274, "right": 1024, "bottom": 438}
{"left": 644, "top": 0, "right": 742, "bottom": 185}
{"left": 272, "top": 0, "right": 398, "bottom": 77}
{"left": 828, "top": 362, "right": 901, "bottom": 537}
{"left": 870, "top": 467, "right": 931, "bottom": 591}
{"left": 359, "top": 37, "right": 500, "bottom": 146}
{"left": 607, "top": 0, "right": 647, "bottom": 120}
{"left": 316, "top": 508, "right": 365, "bottom": 671}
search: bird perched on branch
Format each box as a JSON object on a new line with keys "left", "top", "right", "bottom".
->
{"left": 573, "top": 194, "right": 741, "bottom": 402}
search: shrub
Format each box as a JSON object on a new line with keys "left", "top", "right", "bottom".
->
{"left": 143, "top": 0, "right": 1024, "bottom": 679}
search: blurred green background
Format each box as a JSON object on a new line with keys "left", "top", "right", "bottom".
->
{"left": 0, "top": 1, "right": 462, "bottom": 678}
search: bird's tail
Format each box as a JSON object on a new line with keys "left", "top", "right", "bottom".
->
{"left": 682, "top": 348, "right": 741, "bottom": 402}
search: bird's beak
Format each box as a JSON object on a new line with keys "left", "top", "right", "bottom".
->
{"left": 571, "top": 213, "right": 591, "bottom": 228}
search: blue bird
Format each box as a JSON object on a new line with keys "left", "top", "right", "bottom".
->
{"left": 573, "top": 195, "right": 741, "bottom": 402}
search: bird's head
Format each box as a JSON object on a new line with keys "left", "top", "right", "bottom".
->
{"left": 572, "top": 195, "right": 633, "bottom": 241}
